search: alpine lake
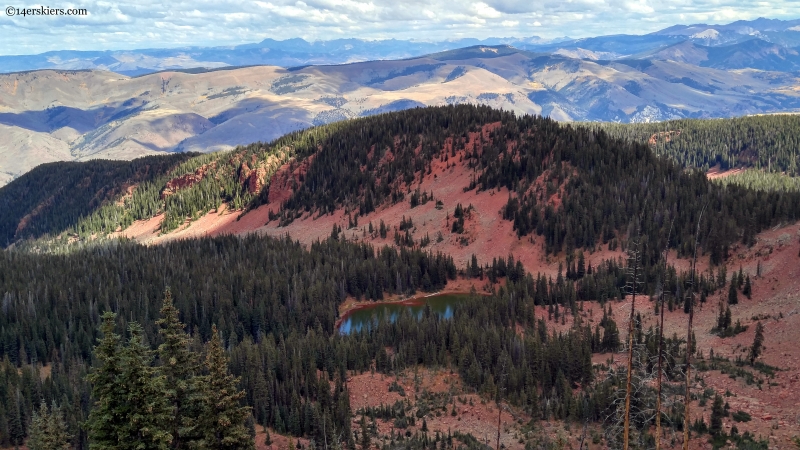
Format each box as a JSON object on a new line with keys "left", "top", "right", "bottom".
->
{"left": 337, "top": 293, "right": 473, "bottom": 334}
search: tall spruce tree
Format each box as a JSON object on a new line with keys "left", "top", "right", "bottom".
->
{"left": 749, "top": 322, "right": 765, "bottom": 365}
{"left": 117, "top": 322, "right": 172, "bottom": 449}
{"left": 709, "top": 395, "right": 724, "bottom": 436}
{"left": 157, "top": 288, "right": 201, "bottom": 448}
{"left": 195, "top": 325, "right": 254, "bottom": 450}
{"left": 728, "top": 280, "right": 738, "bottom": 305}
{"left": 86, "top": 312, "right": 126, "bottom": 449}
{"left": 743, "top": 275, "right": 752, "bottom": 299}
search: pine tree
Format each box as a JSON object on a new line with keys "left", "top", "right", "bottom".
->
{"left": 360, "top": 414, "right": 371, "bottom": 450}
{"left": 157, "top": 288, "right": 201, "bottom": 448}
{"left": 728, "top": 280, "right": 738, "bottom": 305}
{"left": 623, "top": 231, "right": 643, "bottom": 450}
{"left": 28, "top": 402, "right": 48, "bottom": 450}
{"left": 117, "top": 322, "right": 172, "bottom": 449}
{"left": 749, "top": 322, "right": 765, "bottom": 366}
{"left": 196, "top": 324, "right": 254, "bottom": 450}
{"left": 86, "top": 312, "right": 126, "bottom": 449}
{"left": 709, "top": 395, "right": 724, "bottom": 436}
{"left": 743, "top": 275, "right": 752, "bottom": 299}
{"left": 48, "top": 402, "right": 72, "bottom": 449}
{"left": 737, "top": 266, "right": 744, "bottom": 290}
{"left": 7, "top": 396, "right": 25, "bottom": 448}
{"left": 28, "top": 401, "right": 70, "bottom": 450}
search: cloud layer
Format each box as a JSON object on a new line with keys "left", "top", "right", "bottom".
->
{"left": 0, "top": 0, "right": 799, "bottom": 55}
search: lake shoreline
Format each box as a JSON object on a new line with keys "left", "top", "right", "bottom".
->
{"left": 335, "top": 277, "right": 492, "bottom": 331}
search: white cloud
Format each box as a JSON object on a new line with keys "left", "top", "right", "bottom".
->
{"left": 470, "top": 2, "right": 502, "bottom": 19}
{"left": 0, "top": 0, "right": 798, "bottom": 54}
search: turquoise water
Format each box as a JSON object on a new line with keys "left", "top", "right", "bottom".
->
{"left": 338, "top": 293, "right": 470, "bottom": 334}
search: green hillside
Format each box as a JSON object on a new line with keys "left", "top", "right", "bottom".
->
{"left": 594, "top": 114, "right": 800, "bottom": 174}
{"left": 0, "top": 154, "right": 194, "bottom": 246}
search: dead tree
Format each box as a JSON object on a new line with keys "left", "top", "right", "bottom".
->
{"left": 604, "top": 328, "right": 664, "bottom": 449}
{"left": 655, "top": 219, "right": 674, "bottom": 450}
{"left": 623, "top": 229, "right": 643, "bottom": 450}
{"left": 683, "top": 204, "right": 707, "bottom": 450}
{"left": 496, "top": 362, "right": 507, "bottom": 450}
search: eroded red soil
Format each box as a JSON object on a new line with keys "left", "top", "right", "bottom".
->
{"left": 113, "top": 125, "right": 800, "bottom": 448}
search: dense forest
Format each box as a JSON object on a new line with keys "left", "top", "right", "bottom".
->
{"left": 710, "top": 168, "right": 800, "bottom": 192}
{"left": 0, "top": 225, "right": 759, "bottom": 448}
{"left": 0, "top": 154, "right": 194, "bottom": 246}
{"left": 0, "top": 234, "right": 456, "bottom": 447}
{"left": 594, "top": 115, "right": 800, "bottom": 174}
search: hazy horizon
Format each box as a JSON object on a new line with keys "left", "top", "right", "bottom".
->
{"left": 1, "top": 1, "right": 799, "bottom": 56}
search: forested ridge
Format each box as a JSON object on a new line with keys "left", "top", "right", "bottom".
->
{"left": 266, "top": 105, "right": 800, "bottom": 264}
{"left": 4, "top": 106, "right": 800, "bottom": 261}
{"left": 0, "top": 154, "right": 195, "bottom": 246}
{"left": 594, "top": 115, "right": 800, "bottom": 174}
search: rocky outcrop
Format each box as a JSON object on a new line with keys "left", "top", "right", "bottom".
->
{"left": 161, "top": 162, "right": 216, "bottom": 198}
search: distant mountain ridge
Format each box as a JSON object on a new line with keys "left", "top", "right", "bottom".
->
{"left": 2, "top": 17, "right": 800, "bottom": 76}
{"left": 3, "top": 17, "right": 800, "bottom": 186}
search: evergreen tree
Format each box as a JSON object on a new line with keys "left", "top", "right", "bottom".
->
{"left": 728, "top": 280, "right": 738, "bottom": 305}
{"left": 117, "top": 322, "right": 172, "bottom": 449}
{"left": 360, "top": 414, "right": 371, "bottom": 450}
{"left": 86, "top": 312, "right": 126, "bottom": 449}
{"left": 7, "top": 397, "right": 25, "bottom": 448}
{"left": 743, "top": 275, "right": 752, "bottom": 299}
{"left": 195, "top": 325, "right": 254, "bottom": 450}
{"left": 709, "top": 395, "right": 724, "bottom": 436}
{"left": 28, "top": 401, "right": 70, "bottom": 450}
{"left": 737, "top": 267, "right": 744, "bottom": 290}
{"left": 157, "top": 288, "right": 201, "bottom": 448}
{"left": 749, "top": 322, "right": 765, "bottom": 365}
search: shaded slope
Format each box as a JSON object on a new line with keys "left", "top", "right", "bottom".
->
{"left": 0, "top": 153, "right": 194, "bottom": 245}
{"left": 646, "top": 38, "right": 800, "bottom": 71}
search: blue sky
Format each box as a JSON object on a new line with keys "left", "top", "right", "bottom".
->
{"left": 0, "top": 0, "right": 799, "bottom": 55}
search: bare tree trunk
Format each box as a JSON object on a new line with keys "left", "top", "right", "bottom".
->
{"left": 683, "top": 205, "right": 706, "bottom": 450}
{"left": 496, "top": 364, "right": 506, "bottom": 450}
{"left": 655, "top": 220, "right": 674, "bottom": 450}
{"left": 496, "top": 403, "right": 502, "bottom": 450}
{"left": 623, "top": 232, "right": 642, "bottom": 450}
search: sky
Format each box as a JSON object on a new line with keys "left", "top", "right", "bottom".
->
{"left": 0, "top": 0, "right": 799, "bottom": 55}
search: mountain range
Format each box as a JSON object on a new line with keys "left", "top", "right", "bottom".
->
{"left": 3, "top": 17, "right": 800, "bottom": 186}
{"left": 4, "top": 17, "right": 800, "bottom": 75}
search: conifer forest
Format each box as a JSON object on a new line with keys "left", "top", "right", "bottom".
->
{"left": 1, "top": 105, "right": 797, "bottom": 449}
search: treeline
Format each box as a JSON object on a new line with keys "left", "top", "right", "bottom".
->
{"left": 593, "top": 114, "right": 800, "bottom": 174}
{"left": 0, "top": 154, "right": 194, "bottom": 246}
